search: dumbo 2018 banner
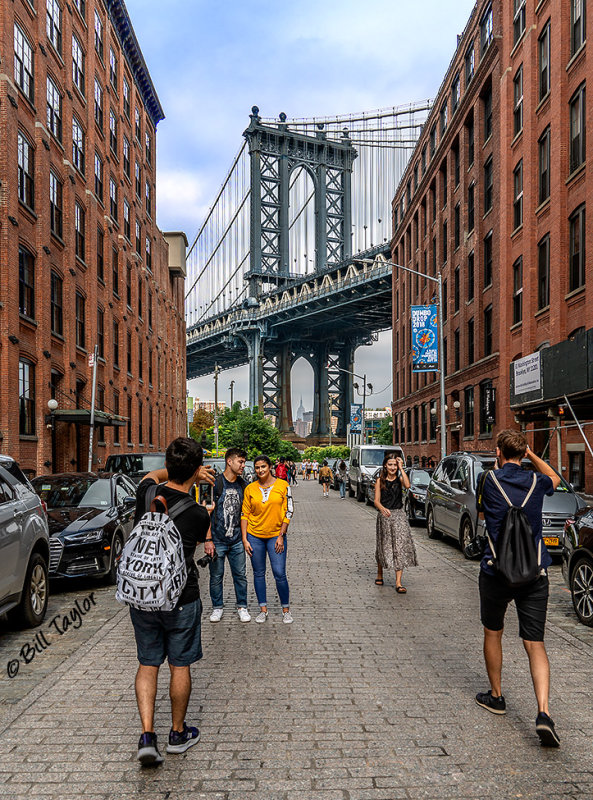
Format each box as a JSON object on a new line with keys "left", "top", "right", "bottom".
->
{"left": 411, "top": 304, "right": 439, "bottom": 372}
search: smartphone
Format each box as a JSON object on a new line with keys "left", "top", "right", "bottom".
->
{"left": 198, "top": 482, "right": 213, "bottom": 505}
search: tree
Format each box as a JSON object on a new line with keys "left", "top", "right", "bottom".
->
{"left": 208, "top": 404, "right": 300, "bottom": 461}
{"left": 374, "top": 415, "right": 393, "bottom": 445}
{"left": 189, "top": 408, "right": 215, "bottom": 448}
{"left": 303, "top": 445, "right": 350, "bottom": 461}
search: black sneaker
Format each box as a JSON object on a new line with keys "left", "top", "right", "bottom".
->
{"left": 475, "top": 690, "right": 507, "bottom": 715}
{"left": 166, "top": 722, "right": 201, "bottom": 754}
{"left": 536, "top": 712, "right": 560, "bottom": 747}
{"left": 137, "top": 732, "right": 164, "bottom": 765}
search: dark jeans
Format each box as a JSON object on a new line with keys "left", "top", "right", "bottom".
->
{"left": 247, "top": 533, "right": 289, "bottom": 607}
{"left": 209, "top": 538, "right": 248, "bottom": 608}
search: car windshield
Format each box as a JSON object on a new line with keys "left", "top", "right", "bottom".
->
{"left": 361, "top": 449, "right": 401, "bottom": 467}
{"left": 32, "top": 477, "right": 112, "bottom": 509}
{"left": 473, "top": 459, "right": 571, "bottom": 492}
{"left": 410, "top": 470, "right": 432, "bottom": 488}
{"left": 204, "top": 459, "right": 226, "bottom": 474}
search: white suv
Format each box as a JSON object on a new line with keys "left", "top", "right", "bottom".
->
{"left": 347, "top": 445, "right": 405, "bottom": 502}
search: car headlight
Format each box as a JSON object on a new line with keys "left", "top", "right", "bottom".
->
{"left": 64, "top": 529, "right": 105, "bottom": 544}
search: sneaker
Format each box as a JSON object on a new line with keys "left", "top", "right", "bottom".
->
{"left": 282, "top": 610, "right": 293, "bottom": 624}
{"left": 255, "top": 610, "right": 268, "bottom": 623}
{"left": 166, "top": 722, "right": 201, "bottom": 754}
{"left": 237, "top": 607, "right": 251, "bottom": 623}
{"left": 209, "top": 608, "right": 224, "bottom": 623}
{"left": 137, "top": 732, "right": 164, "bottom": 765}
{"left": 536, "top": 712, "right": 560, "bottom": 747}
{"left": 475, "top": 690, "right": 506, "bottom": 715}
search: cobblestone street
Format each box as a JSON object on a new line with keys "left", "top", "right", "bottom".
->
{"left": 1, "top": 480, "right": 593, "bottom": 799}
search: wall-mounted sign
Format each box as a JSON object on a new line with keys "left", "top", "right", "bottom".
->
{"left": 514, "top": 352, "right": 541, "bottom": 396}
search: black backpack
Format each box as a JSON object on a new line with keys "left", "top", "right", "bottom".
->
{"left": 485, "top": 472, "right": 543, "bottom": 588}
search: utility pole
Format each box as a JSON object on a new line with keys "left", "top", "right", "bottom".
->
{"left": 362, "top": 373, "right": 367, "bottom": 446}
{"left": 214, "top": 362, "right": 220, "bottom": 455}
{"left": 87, "top": 345, "right": 99, "bottom": 472}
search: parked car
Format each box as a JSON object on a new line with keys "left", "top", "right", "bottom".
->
{"left": 31, "top": 472, "right": 137, "bottom": 583}
{"left": 104, "top": 452, "right": 166, "bottom": 485}
{"left": 330, "top": 459, "right": 349, "bottom": 491}
{"left": 562, "top": 507, "right": 593, "bottom": 626}
{"left": 0, "top": 456, "right": 50, "bottom": 627}
{"left": 403, "top": 468, "right": 434, "bottom": 523}
{"left": 425, "top": 451, "right": 587, "bottom": 559}
{"left": 348, "top": 445, "right": 405, "bottom": 502}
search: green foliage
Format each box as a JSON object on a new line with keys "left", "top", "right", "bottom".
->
{"left": 374, "top": 415, "right": 394, "bottom": 446}
{"left": 188, "top": 408, "right": 215, "bottom": 448}
{"left": 302, "top": 445, "right": 350, "bottom": 461}
{"left": 206, "top": 403, "right": 300, "bottom": 461}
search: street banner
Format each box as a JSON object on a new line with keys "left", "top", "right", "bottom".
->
{"left": 411, "top": 304, "right": 439, "bottom": 372}
{"left": 350, "top": 404, "right": 363, "bottom": 433}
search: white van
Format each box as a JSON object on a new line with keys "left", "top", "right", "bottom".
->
{"left": 347, "top": 444, "right": 405, "bottom": 502}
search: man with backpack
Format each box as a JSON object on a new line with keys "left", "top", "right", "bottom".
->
{"left": 475, "top": 429, "right": 561, "bottom": 747}
{"left": 208, "top": 448, "right": 251, "bottom": 623}
{"left": 125, "top": 437, "right": 214, "bottom": 765}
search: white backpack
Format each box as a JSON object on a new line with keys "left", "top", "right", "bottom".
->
{"left": 116, "top": 484, "right": 194, "bottom": 611}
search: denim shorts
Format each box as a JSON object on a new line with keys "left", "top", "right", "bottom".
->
{"left": 130, "top": 598, "right": 203, "bottom": 667}
{"left": 479, "top": 570, "right": 549, "bottom": 642}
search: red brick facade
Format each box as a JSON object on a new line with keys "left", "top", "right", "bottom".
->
{"left": 391, "top": 0, "right": 593, "bottom": 491}
{"left": 0, "top": 0, "right": 187, "bottom": 476}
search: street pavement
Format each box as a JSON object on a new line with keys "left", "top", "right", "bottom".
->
{"left": 1, "top": 479, "right": 593, "bottom": 799}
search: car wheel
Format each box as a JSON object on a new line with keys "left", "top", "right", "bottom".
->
{"left": 426, "top": 507, "right": 441, "bottom": 540}
{"left": 459, "top": 517, "right": 476, "bottom": 559}
{"left": 348, "top": 480, "right": 355, "bottom": 498}
{"left": 106, "top": 533, "right": 124, "bottom": 585}
{"left": 570, "top": 557, "right": 593, "bottom": 627}
{"left": 14, "top": 553, "right": 49, "bottom": 628}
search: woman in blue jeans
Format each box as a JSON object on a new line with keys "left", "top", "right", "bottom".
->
{"left": 241, "top": 455, "right": 294, "bottom": 624}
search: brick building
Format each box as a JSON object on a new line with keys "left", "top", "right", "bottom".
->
{"left": 390, "top": 0, "right": 593, "bottom": 492}
{"left": 0, "top": 0, "right": 187, "bottom": 476}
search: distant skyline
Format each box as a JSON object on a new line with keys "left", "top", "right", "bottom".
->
{"left": 124, "top": 0, "right": 477, "bottom": 409}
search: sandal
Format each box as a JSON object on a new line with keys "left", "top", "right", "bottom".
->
{"left": 396, "top": 586, "right": 407, "bottom": 594}
{"left": 375, "top": 578, "right": 384, "bottom": 585}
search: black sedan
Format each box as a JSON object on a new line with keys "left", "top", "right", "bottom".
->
{"left": 562, "top": 506, "right": 593, "bottom": 627}
{"left": 403, "top": 468, "right": 434, "bottom": 524}
{"left": 31, "top": 473, "right": 137, "bottom": 583}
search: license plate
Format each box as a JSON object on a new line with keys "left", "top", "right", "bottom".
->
{"left": 543, "top": 536, "right": 559, "bottom": 547}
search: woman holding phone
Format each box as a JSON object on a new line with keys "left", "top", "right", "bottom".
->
{"left": 374, "top": 453, "right": 417, "bottom": 593}
{"left": 241, "top": 455, "right": 294, "bottom": 623}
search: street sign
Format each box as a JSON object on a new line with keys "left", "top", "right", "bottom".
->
{"left": 411, "top": 305, "right": 439, "bottom": 372}
{"left": 88, "top": 352, "right": 95, "bottom": 367}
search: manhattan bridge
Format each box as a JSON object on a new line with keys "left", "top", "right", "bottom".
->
{"left": 185, "top": 102, "right": 431, "bottom": 440}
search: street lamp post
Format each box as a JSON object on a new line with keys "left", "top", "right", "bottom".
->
{"left": 229, "top": 380, "right": 235, "bottom": 409}
{"left": 361, "top": 259, "right": 447, "bottom": 461}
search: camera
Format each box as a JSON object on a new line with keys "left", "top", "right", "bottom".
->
{"left": 196, "top": 550, "right": 218, "bottom": 568}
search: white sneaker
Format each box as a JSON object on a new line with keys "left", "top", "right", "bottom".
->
{"left": 254, "top": 610, "right": 268, "bottom": 624}
{"left": 282, "top": 610, "right": 293, "bottom": 624}
{"left": 237, "top": 607, "right": 251, "bottom": 623}
{"left": 209, "top": 608, "right": 224, "bottom": 623}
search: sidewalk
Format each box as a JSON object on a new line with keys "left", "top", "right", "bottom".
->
{"left": 1, "top": 481, "right": 593, "bottom": 799}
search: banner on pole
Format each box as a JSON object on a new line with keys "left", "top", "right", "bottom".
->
{"left": 411, "top": 304, "right": 439, "bottom": 372}
{"left": 350, "top": 404, "right": 363, "bottom": 433}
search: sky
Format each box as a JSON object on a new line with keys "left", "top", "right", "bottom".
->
{"left": 124, "top": 0, "right": 477, "bottom": 411}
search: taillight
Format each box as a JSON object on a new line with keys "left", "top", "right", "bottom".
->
{"left": 40, "top": 499, "right": 48, "bottom": 516}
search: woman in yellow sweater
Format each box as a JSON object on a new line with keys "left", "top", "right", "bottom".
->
{"left": 241, "top": 455, "right": 294, "bottom": 624}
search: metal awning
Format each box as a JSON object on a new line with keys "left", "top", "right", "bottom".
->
{"left": 49, "top": 409, "right": 127, "bottom": 427}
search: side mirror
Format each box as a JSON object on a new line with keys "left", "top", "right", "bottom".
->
{"left": 451, "top": 479, "right": 462, "bottom": 490}
{"left": 123, "top": 495, "right": 136, "bottom": 508}
{"left": 352, "top": 458, "right": 358, "bottom": 467}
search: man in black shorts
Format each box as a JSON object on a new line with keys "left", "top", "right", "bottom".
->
{"left": 131, "top": 437, "right": 214, "bottom": 765}
{"left": 475, "top": 429, "right": 561, "bottom": 746}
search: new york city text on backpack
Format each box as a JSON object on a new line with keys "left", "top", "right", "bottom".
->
{"left": 484, "top": 472, "right": 543, "bottom": 588}
{"left": 116, "top": 484, "right": 195, "bottom": 611}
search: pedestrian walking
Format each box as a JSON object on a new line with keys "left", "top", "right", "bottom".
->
{"left": 127, "top": 437, "right": 215, "bottom": 765}
{"left": 275, "top": 457, "right": 288, "bottom": 481}
{"left": 318, "top": 460, "right": 333, "bottom": 497}
{"left": 208, "top": 448, "right": 251, "bottom": 624}
{"left": 312, "top": 459, "right": 319, "bottom": 480}
{"left": 288, "top": 460, "right": 298, "bottom": 485}
{"left": 336, "top": 460, "right": 348, "bottom": 499}
{"left": 475, "top": 429, "right": 561, "bottom": 747}
{"left": 306, "top": 460, "right": 312, "bottom": 480}
{"left": 373, "top": 453, "right": 417, "bottom": 592}
{"left": 241, "top": 454, "right": 294, "bottom": 624}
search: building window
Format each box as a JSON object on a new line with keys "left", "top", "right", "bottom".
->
{"left": 538, "top": 21, "right": 551, "bottom": 101}
{"left": 569, "top": 451, "right": 585, "bottom": 490}
{"left": 127, "top": 331, "right": 132, "bottom": 373}
{"left": 443, "top": 279, "right": 448, "bottom": 321}
{"left": 72, "top": 117, "right": 85, "bottom": 173}
{"left": 19, "top": 246, "right": 35, "bottom": 318}
{"left": 112, "top": 246, "right": 119, "bottom": 296}
{"left": 72, "top": 35, "right": 85, "bottom": 95}
{"left": 109, "top": 109, "right": 118, "bottom": 154}
{"left": 73, "top": 0, "right": 85, "bottom": 18}
{"left": 513, "top": 66, "right": 523, "bottom": 136}
{"left": 138, "top": 401, "right": 143, "bottom": 444}
{"left": 451, "top": 74, "right": 460, "bottom": 114}
{"left": 440, "top": 102, "right": 448, "bottom": 136}
{"left": 145, "top": 131, "right": 152, "bottom": 164}
{"left": 97, "top": 385, "right": 105, "bottom": 443}
{"left": 483, "top": 85, "right": 492, "bottom": 141}
{"left": 97, "top": 226, "right": 104, "bottom": 282}
{"left": 126, "top": 263, "right": 132, "bottom": 308}
{"left": 453, "top": 142, "right": 460, "bottom": 186}
{"left": 413, "top": 406, "right": 419, "bottom": 443}
{"left": 51, "top": 271, "right": 63, "bottom": 336}
{"left": 135, "top": 107, "right": 141, "bottom": 140}
{"left": 75, "top": 291, "right": 85, "bottom": 349}
{"left": 484, "top": 157, "right": 493, "bottom": 213}
{"left": 513, "top": 160, "right": 523, "bottom": 230}
{"left": 569, "top": 83, "right": 586, "bottom": 174}
{"left": 138, "top": 342, "right": 143, "bottom": 380}
{"left": 135, "top": 162, "right": 141, "bottom": 197}
{"left": 18, "top": 132, "right": 34, "bottom": 209}
{"left": 97, "top": 306, "right": 104, "bottom": 358}
{"left": 464, "top": 387, "right": 474, "bottom": 437}
{"left": 109, "top": 47, "right": 118, "bottom": 90}
{"left": 513, "top": 256, "right": 523, "bottom": 325}
{"left": 93, "top": 78, "right": 103, "bottom": 130}
{"left": 571, "top": 0, "right": 586, "bottom": 55}
{"left": 467, "top": 250, "right": 475, "bottom": 301}
{"left": 149, "top": 406, "right": 153, "bottom": 445}
{"left": 19, "top": 359, "right": 35, "bottom": 436}
{"left": 14, "top": 24, "right": 34, "bottom": 101}
{"left": 94, "top": 152, "right": 103, "bottom": 202}
{"left": 432, "top": 235, "right": 437, "bottom": 275}
{"left": 442, "top": 220, "right": 447, "bottom": 264}
{"left": 569, "top": 204, "right": 586, "bottom": 291}
{"left": 75, "top": 202, "right": 85, "bottom": 260}
{"left": 421, "top": 144, "right": 427, "bottom": 175}
{"left": 429, "top": 400, "right": 437, "bottom": 441}
{"left": 454, "top": 266, "right": 460, "bottom": 312}
{"left": 109, "top": 178, "right": 118, "bottom": 221}
{"left": 123, "top": 76, "right": 131, "bottom": 119}
{"left": 138, "top": 277, "right": 143, "bottom": 319}
{"left": 443, "top": 337, "right": 448, "bottom": 376}
{"left": 113, "top": 391, "right": 120, "bottom": 443}
{"left": 467, "top": 114, "right": 474, "bottom": 166}
{"left": 538, "top": 234, "right": 550, "bottom": 309}
{"left": 480, "top": 4, "right": 493, "bottom": 55}
{"left": 47, "top": 76, "right": 62, "bottom": 140}
{"left": 94, "top": 10, "right": 104, "bottom": 59}
{"left": 479, "top": 380, "right": 493, "bottom": 435}
{"left": 513, "top": 0, "right": 526, "bottom": 44}
{"left": 539, "top": 126, "right": 550, "bottom": 204}
{"left": 465, "top": 42, "right": 475, "bottom": 87}
{"left": 145, "top": 181, "right": 152, "bottom": 217}
{"left": 46, "top": 0, "right": 62, "bottom": 53}
{"left": 454, "top": 328, "right": 460, "bottom": 372}
{"left": 484, "top": 231, "right": 493, "bottom": 287}
{"left": 127, "top": 396, "right": 132, "bottom": 445}
{"left": 50, "top": 171, "right": 62, "bottom": 238}
{"left": 123, "top": 199, "right": 130, "bottom": 241}
{"left": 123, "top": 136, "right": 131, "bottom": 179}
{"left": 145, "top": 237, "right": 152, "bottom": 271}
{"left": 148, "top": 349, "right": 153, "bottom": 385}
{"left": 148, "top": 291, "right": 153, "bottom": 330}
{"left": 454, "top": 203, "right": 460, "bottom": 249}
{"left": 136, "top": 221, "right": 141, "bottom": 255}
{"left": 467, "top": 183, "right": 475, "bottom": 232}
{"left": 429, "top": 124, "right": 437, "bottom": 157}
{"left": 113, "top": 320, "right": 119, "bottom": 367}
{"left": 467, "top": 318, "right": 475, "bottom": 364}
